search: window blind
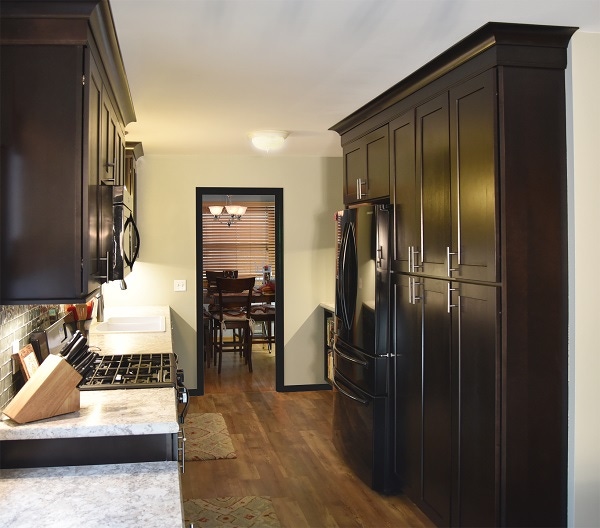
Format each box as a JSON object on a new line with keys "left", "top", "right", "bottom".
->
{"left": 202, "top": 201, "right": 275, "bottom": 278}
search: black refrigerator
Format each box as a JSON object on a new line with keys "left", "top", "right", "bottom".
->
{"left": 332, "top": 203, "right": 397, "bottom": 494}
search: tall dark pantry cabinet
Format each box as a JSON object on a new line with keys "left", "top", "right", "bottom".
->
{"left": 331, "top": 23, "right": 575, "bottom": 528}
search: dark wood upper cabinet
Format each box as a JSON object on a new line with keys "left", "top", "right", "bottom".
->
{"left": 390, "top": 111, "right": 417, "bottom": 272}
{"left": 417, "top": 94, "right": 451, "bottom": 278}
{"left": 342, "top": 125, "right": 390, "bottom": 204}
{"left": 449, "top": 70, "right": 498, "bottom": 283}
{"left": 0, "top": 0, "right": 135, "bottom": 304}
{"left": 333, "top": 22, "right": 576, "bottom": 527}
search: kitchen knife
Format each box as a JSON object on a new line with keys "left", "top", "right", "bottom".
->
{"left": 59, "top": 330, "right": 82, "bottom": 359}
{"left": 63, "top": 335, "right": 88, "bottom": 365}
{"left": 72, "top": 347, "right": 91, "bottom": 371}
{"left": 75, "top": 352, "right": 99, "bottom": 377}
{"left": 62, "top": 333, "right": 85, "bottom": 362}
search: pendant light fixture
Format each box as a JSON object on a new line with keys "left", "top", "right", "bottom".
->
{"left": 209, "top": 195, "right": 247, "bottom": 227}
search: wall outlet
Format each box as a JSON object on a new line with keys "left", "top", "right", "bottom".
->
{"left": 174, "top": 279, "right": 187, "bottom": 292}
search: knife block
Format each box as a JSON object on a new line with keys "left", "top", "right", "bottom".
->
{"left": 3, "top": 354, "right": 82, "bottom": 424}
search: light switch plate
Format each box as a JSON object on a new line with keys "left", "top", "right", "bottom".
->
{"left": 174, "top": 279, "right": 187, "bottom": 292}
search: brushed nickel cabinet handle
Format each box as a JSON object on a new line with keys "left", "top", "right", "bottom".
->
{"left": 447, "top": 282, "right": 458, "bottom": 313}
{"left": 447, "top": 246, "right": 458, "bottom": 277}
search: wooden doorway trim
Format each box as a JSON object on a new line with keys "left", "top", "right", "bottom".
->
{"left": 194, "top": 187, "right": 284, "bottom": 395}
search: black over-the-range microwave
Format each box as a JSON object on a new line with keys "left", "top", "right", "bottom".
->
{"left": 101, "top": 185, "right": 140, "bottom": 287}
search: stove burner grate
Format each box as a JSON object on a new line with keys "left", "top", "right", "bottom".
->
{"left": 78, "top": 353, "right": 177, "bottom": 389}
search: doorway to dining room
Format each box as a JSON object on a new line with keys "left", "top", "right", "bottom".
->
{"left": 195, "top": 187, "right": 283, "bottom": 395}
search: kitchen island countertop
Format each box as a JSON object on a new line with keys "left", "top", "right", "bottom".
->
{"left": 0, "top": 461, "right": 183, "bottom": 527}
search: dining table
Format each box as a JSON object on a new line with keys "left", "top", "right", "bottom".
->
{"left": 203, "top": 287, "right": 275, "bottom": 306}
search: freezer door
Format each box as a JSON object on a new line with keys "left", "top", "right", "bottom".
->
{"left": 332, "top": 371, "right": 398, "bottom": 494}
{"left": 334, "top": 336, "right": 388, "bottom": 396}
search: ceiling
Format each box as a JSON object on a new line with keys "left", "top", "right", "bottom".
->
{"left": 110, "top": 0, "right": 600, "bottom": 157}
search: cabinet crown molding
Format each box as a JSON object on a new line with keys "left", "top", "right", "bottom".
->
{"left": 330, "top": 21, "right": 577, "bottom": 136}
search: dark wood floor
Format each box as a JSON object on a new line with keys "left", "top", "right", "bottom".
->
{"left": 181, "top": 346, "right": 433, "bottom": 528}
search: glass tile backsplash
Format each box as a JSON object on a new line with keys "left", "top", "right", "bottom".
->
{"left": 0, "top": 305, "right": 61, "bottom": 409}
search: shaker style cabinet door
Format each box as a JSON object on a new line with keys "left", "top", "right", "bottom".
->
{"left": 419, "top": 278, "right": 453, "bottom": 527}
{"left": 416, "top": 94, "right": 452, "bottom": 278}
{"left": 101, "top": 94, "right": 126, "bottom": 186}
{"left": 391, "top": 111, "right": 417, "bottom": 273}
{"left": 394, "top": 275, "right": 454, "bottom": 527}
{"left": 449, "top": 69, "right": 499, "bottom": 283}
{"left": 86, "top": 51, "right": 104, "bottom": 293}
{"left": 450, "top": 281, "right": 500, "bottom": 528}
{"left": 392, "top": 273, "right": 422, "bottom": 499}
{"left": 393, "top": 276, "right": 500, "bottom": 528}
{"left": 343, "top": 125, "right": 389, "bottom": 204}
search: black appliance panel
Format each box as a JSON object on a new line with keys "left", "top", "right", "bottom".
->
{"left": 336, "top": 205, "right": 391, "bottom": 357}
{"left": 332, "top": 371, "right": 397, "bottom": 494}
{"left": 334, "top": 336, "right": 388, "bottom": 396}
{"left": 109, "top": 186, "right": 140, "bottom": 281}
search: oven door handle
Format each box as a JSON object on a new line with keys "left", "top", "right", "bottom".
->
{"left": 333, "top": 342, "right": 368, "bottom": 367}
{"left": 178, "top": 382, "right": 189, "bottom": 424}
{"left": 332, "top": 375, "right": 369, "bottom": 405}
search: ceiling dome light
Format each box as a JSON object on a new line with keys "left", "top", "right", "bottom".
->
{"left": 249, "top": 130, "right": 289, "bottom": 152}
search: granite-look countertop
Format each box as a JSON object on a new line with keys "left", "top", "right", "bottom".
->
{"left": 88, "top": 305, "right": 173, "bottom": 355}
{"left": 0, "top": 387, "right": 179, "bottom": 440}
{"left": 1, "top": 305, "right": 178, "bottom": 440}
{"left": 0, "top": 461, "right": 183, "bottom": 527}
{"left": 0, "top": 306, "right": 184, "bottom": 527}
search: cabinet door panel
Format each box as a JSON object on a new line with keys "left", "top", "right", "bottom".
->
{"left": 102, "top": 96, "right": 119, "bottom": 184}
{"left": 365, "top": 127, "right": 390, "bottom": 200}
{"left": 343, "top": 125, "right": 389, "bottom": 204}
{"left": 421, "top": 278, "right": 452, "bottom": 526}
{"left": 418, "top": 95, "right": 451, "bottom": 277}
{"left": 452, "top": 282, "right": 500, "bottom": 527}
{"left": 86, "top": 52, "right": 103, "bottom": 292}
{"left": 1, "top": 45, "right": 84, "bottom": 301}
{"left": 450, "top": 70, "right": 498, "bottom": 282}
{"left": 391, "top": 111, "right": 417, "bottom": 271}
{"left": 344, "top": 144, "right": 363, "bottom": 204}
{"left": 392, "top": 273, "right": 422, "bottom": 497}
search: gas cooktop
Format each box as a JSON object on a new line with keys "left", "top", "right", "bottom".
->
{"left": 78, "top": 352, "right": 177, "bottom": 390}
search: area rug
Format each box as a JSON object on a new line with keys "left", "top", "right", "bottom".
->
{"left": 183, "top": 497, "right": 281, "bottom": 528}
{"left": 184, "top": 412, "right": 237, "bottom": 461}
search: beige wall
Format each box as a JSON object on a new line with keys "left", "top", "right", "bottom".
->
{"left": 568, "top": 31, "right": 600, "bottom": 528}
{"left": 102, "top": 155, "right": 343, "bottom": 390}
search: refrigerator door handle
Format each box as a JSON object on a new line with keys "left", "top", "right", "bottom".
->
{"left": 339, "top": 222, "right": 355, "bottom": 330}
{"left": 334, "top": 343, "right": 368, "bottom": 367}
{"left": 332, "top": 375, "right": 369, "bottom": 405}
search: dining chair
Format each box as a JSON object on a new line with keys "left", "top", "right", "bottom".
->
{"left": 250, "top": 304, "right": 275, "bottom": 352}
{"left": 211, "top": 276, "right": 256, "bottom": 373}
{"left": 205, "top": 270, "right": 239, "bottom": 364}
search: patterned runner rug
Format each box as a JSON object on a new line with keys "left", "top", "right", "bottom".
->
{"left": 184, "top": 497, "right": 281, "bottom": 528}
{"left": 184, "top": 412, "right": 237, "bottom": 461}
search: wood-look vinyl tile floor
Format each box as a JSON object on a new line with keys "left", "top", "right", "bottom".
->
{"left": 182, "top": 346, "right": 433, "bottom": 528}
